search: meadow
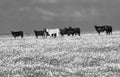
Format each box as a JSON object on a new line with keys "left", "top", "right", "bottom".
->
{"left": 0, "top": 31, "right": 120, "bottom": 77}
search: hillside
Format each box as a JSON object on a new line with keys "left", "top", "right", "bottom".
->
{"left": 0, "top": 31, "right": 120, "bottom": 77}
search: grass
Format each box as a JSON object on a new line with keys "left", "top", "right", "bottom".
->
{"left": 0, "top": 31, "right": 120, "bottom": 77}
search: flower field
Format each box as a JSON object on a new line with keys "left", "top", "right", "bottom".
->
{"left": 0, "top": 31, "right": 120, "bottom": 77}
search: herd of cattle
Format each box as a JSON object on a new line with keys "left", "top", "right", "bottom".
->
{"left": 11, "top": 25, "right": 112, "bottom": 39}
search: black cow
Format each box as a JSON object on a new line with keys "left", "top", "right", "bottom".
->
{"left": 60, "top": 26, "right": 80, "bottom": 36}
{"left": 95, "top": 25, "right": 112, "bottom": 35}
{"left": 60, "top": 27, "right": 68, "bottom": 36}
{"left": 34, "top": 29, "right": 49, "bottom": 38}
{"left": 67, "top": 26, "right": 75, "bottom": 36}
{"left": 72, "top": 28, "right": 80, "bottom": 36}
{"left": 11, "top": 31, "right": 23, "bottom": 39}
{"left": 68, "top": 26, "right": 80, "bottom": 36}
{"left": 107, "top": 25, "right": 112, "bottom": 34}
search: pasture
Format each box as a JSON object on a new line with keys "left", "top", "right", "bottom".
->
{"left": 0, "top": 31, "right": 120, "bottom": 77}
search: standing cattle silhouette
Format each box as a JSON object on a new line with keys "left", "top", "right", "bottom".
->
{"left": 107, "top": 25, "right": 112, "bottom": 34}
{"left": 68, "top": 26, "right": 80, "bottom": 36}
{"left": 67, "top": 26, "right": 75, "bottom": 36}
{"left": 72, "top": 28, "right": 80, "bottom": 36}
{"left": 60, "top": 26, "right": 80, "bottom": 36}
{"left": 34, "top": 30, "right": 49, "bottom": 38}
{"left": 11, "top": 31, "right": 23, "bottom": 39}
{"left": 60, "top": 27, "right": 68, "bottom": 36}
{"left": 45, "top": 28, "right": 60, "bottom": 37}
{"left": 95, "top": 25, "right": 112, "bottom": 35}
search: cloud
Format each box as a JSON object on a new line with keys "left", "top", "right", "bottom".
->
{"left": 35, "top": 7, "right": 59, "bottom": 21}
{"left": 60, "top": 6, "right": 98, "bottom": 19}
{"left": 35, "top": 7, "right": 58, "bottom": 16}
{"left": 32, "top": 0, "right": 99, "bottom": 4}
{"left": 32, "top": 0, "right": 59, "bottom": 4}
{"left": 90, "top": 8, "right": 98, "bottom": 16}
{"left": 35, "top": 7, "right": 85, "bottom": 20}
{"left": 61, "top": 6, "right": 85, "bottom": 17}
{"left": 80, "top": 0, "right": 99, "bottom": 3}
{"left": 39, "top": 0, "right": 58, "bottom": 3}
{"left": 19, "top": 7, "right": 31, "bottom": 11}
{"left": 34, "top": 6, "right": 98, "bottom": 21}
{"left": 72, "top": 11, "right": 83, "bottom": 17}
{"left": 61, "top": 10, "right": 85, "bottom": 20}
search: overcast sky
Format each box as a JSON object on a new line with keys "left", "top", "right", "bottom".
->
{"left": 0, "top": 0, "right": 120, "bottom": 34}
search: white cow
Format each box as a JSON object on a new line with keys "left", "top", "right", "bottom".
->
{"left": 46, "top": 28, "right": 60, "bottom": 37}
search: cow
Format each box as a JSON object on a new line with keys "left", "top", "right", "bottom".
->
{"left": 67, "top": 26, "right": 75, "bottom": 36}
{"left": 45, "top": 28, "right": 60, "bottom": 37}
{"left": 107, "top": 25, "right": 112, "bottom": 34}
{"left": 60, "top": 26, "right": 80, "bottom": 36}
{"left": 34, "top": 29, "right": 49, "bottom": 38}
{"left": 59, "top": 27, "right": 68, "bottom": 36}
{"left": 72, "top": 28, "right": 80, "bottom": 36}
{"left": 95, "top": 25, "right": 112, "bottom": 35}
{"left": 11, "top": 31, "right": 23, "bottom": 39}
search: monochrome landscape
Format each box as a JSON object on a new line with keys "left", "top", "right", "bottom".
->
{"left": 0, "top": 0, "right": 120, "bottom": 77}
{"left": 0, "top": 31, "right": 120, "bottom": 77}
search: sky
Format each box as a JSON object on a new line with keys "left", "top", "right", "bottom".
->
{"left": 0, "top": 0, "right": 120, "bottom": 34}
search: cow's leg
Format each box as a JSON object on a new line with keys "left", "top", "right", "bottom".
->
{"left": 61, "top": 34, "right": 64, "bottom": 37}
{"left": 52, "top": 33, "right": 55, "bottom": 37}
{"left": 107, "top": 29, "right": 110, "bottom": 35}
{"left": 108, "top": 31, "right": 110, "bottom": 35}
{"left": 54, "top": 34, "right": 57, "bottom": 38}
{"left": 75, "top": 33, "right": 77, "bottom": 36}
{"left": 76, "top": 32, "right": 79, "bottom": 36}
{"left": 107, "top": 32, "right": 109, "bottom": 35}
{"left": 98, "top": 31, "right": 100, "bottom": 34}
{"left": 45, "top": 33, "right": 49, "bottom": 37}
{"left": 107, "top": 27, "right": 110, "bottom": 35}
{"left": 49, "top": 33, "right": 52, "bottom": 37}
{"left": 51, "top": 34, "right": 54, "bottom": 37}
{"left": 72, "top": 33, "right": 74, "bottom": 36}
{"left": 106, "top": 31, "right": 108, "bottom": 35}
{"left": 106, "top": 31, "right": 109, "bottom": 35}
{"left": 110, "top": 28, "right": 112, "bottom": 34}
{"left": 111, "top": 29, "right": 112, "bottom": 34}
{"left": 36, "top": 35, "right": 38, "bottom": 38}
{"left": 108, "top": 28, "right": 110, "bottom": 35}
{"left": 68, "top": 31, "right": 71, "bottom": 36}
{"left": 43, "top": 34, "right": 45, "bottom": 38}
{"left": 52, "top": 34, "right": 54, "bottom": 37}
{"left": 56, "top": 33, "right": 59, "bottom": 37}
{"left": 111, "top": 31, "right": 112, "bottom": 34}
{"left": 43, "top": 33, "right": 46, "bottom": 38}
{"left": 21, "top": 35, "right": 23, "bottom": 38}
{"left": 35, "top": 33, "right": 38, "bottom": 38}
{"left": 78, "top": 32, "right": 80, "bottom": 36}
{"left": 68, "top": 33, "right": 70, "bottom": 36}
{"left": 73, "top": 33, "right": 76, "bottom": 36}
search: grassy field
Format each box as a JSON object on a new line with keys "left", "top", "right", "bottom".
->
{"left": 0, "top": 31, "right": 120, "bottom": 77}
